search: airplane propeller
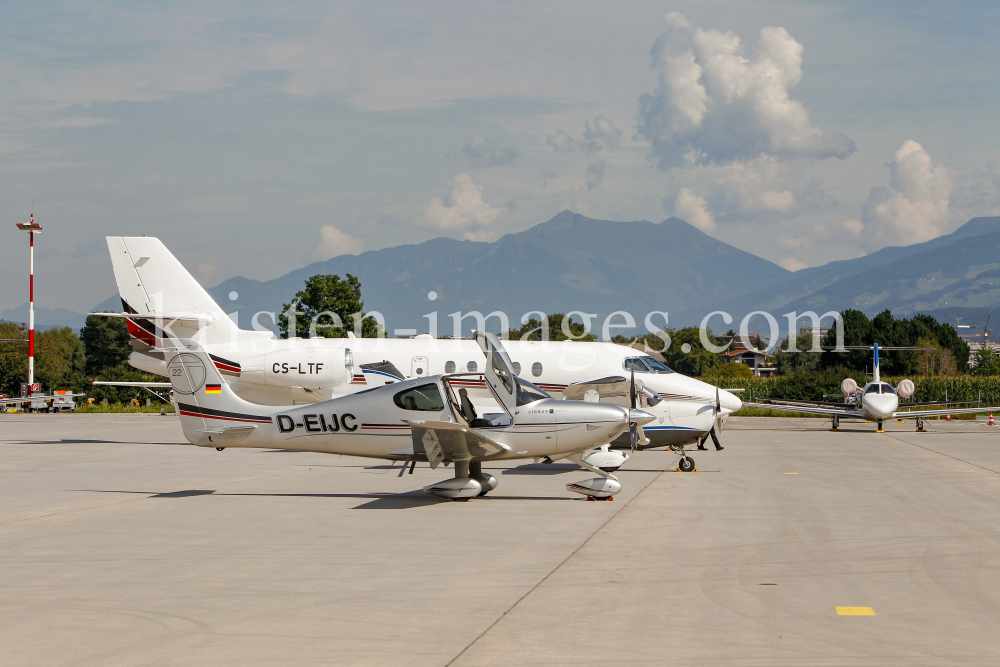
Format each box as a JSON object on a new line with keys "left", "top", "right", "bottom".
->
{"left": 629, "top": 363, "right": 638, "bottom": 451}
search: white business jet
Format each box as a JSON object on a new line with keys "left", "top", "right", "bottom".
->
{"left": 96, "top": 236, "right": 741, "bottom": 471}
{"left": 166, "top": 330, "right": 654, "bottom": 501}
{"left": 745, "top": 344, "right": 1000, "bottom": 432}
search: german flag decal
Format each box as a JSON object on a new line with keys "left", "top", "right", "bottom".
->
{"left": 205, "top": 384, "right": 222, "bottom": 394}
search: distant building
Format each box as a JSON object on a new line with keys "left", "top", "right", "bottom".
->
{"left": 715, "top": 333, "right": 777, "bottom": 377}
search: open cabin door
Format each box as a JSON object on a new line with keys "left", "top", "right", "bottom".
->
{"left": 473, "top": 330, "right": 518, "bottom": 418}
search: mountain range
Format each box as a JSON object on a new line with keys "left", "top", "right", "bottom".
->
{"left": 15, "top": 211, "right": 1000, "bottom": 335}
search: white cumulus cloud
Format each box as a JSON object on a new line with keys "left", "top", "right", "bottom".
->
{"left": 546, "top": 130, "right": 575, "bottom": 153}
{"left": 860, "top": 140, "right": 954, "bottom": 243}
{"left": 420, "top": 173, "right": 503, "bottom": 240}
{"left": 582, "top": 115, "right": 623, "bottom": 153}
{"left": 636, "top": 14, "right": 855, "bottom": 168}
{"left": 674, "top": 187, "right": 716, "bottom": 232}
{"left": 312, "top": 225, "right": 365, "bottom": 260}
{"left": 585, "top": 159, "right": 607, "bottom": 191}
{"left": 462, "top": 136, "right": 519, "bottom": 168}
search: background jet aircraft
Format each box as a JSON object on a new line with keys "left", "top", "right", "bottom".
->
{"left": 97, "top": 236, "right": 741, "bottom": 468}
{"left": 745, "top": 344, "right": 1000, "bottom": 432}
{"left": 167, "top": 330, "right": 653, "bottom": 501}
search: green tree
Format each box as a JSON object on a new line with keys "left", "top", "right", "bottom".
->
{"left": 969, "top": 347, "right": 1000, "bottom": 376}
{"left": 278, "top": 274, "right": 381, "bottom": 339}
{"left": 35, "top": 327, "right": 88, "bottom": 392}
{"left": 0, "top": 321, "right": 28, "bottom": 396}
{"left": 775, "top": 334, "right": 822, "bottom": 375}
{"left": 661, "top": 327, "right": 719, "bottom": 377}
{"left": 819, "top": 309, "right": 970, "bottom": 375}
{"left": 80, "top": 314, "right": 131, "bottom": 375}
{"left": 506, "top": 313, "right": 597, "bottom": 341}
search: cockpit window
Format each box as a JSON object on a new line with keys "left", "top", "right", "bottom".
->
{"left": 864, "top": 384, "right": 880, "bottom": 394}
{"left": 880, "top": 383, "right": 896, "bottom": 395}
{"left": 515, "top": 377, "right": 551, "bottom": 406}
{"left": 491, "top": 349, "right": 515, "bottom": 394}
{"left": 642, "top": 357, "right": 674, "bottom": 373}
{"left": 624, "top": 358, "right": 649, "bottom": 372}
{"left": 393, "top": 383, "right": 445, "bottom": 411}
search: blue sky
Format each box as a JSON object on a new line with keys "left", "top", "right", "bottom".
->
{"left": 0, "top": 1, "right": 998, "bottom": 312}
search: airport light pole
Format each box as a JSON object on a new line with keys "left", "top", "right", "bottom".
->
{"left": 15, "top": 213, "right": 42, "bottom": 388}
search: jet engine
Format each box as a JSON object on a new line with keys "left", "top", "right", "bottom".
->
{"left": 896, "top": 379, "right": 915, "bottom": 398}
{"left": 841, "top": 378, "right": 858, "bottom": 396}
{"left": 237, "top": 348, "right": 353, "bottom": 390}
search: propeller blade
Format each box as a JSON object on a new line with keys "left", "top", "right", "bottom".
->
{"left": 630, "top": 364, "right": 637, "bottom": 410}
{"left": 714, "top": 386, "right": 721, "bottom": 415}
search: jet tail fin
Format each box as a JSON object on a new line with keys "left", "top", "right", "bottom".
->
{"left": 106, "top": 236, "right": 270, "bottom": 348}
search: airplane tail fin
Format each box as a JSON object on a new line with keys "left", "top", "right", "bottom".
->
{"left": 164, "top": 338, "right": 275, "bottom": 448}
{"left": 873, "top": 343, "right": 880, "bottom": 383}
{"left": 106, "top": 236, "right": 265, "bottom": 348}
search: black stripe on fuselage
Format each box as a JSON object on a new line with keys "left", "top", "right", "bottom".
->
{"left": 177, "top": 402, "right": 273, "bottom": 423}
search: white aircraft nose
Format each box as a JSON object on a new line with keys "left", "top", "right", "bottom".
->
{"left": 720, "top": 389, "right": 742, "bottom": 413}
{"left": 864, "top": 395, "right": 897, "bottom": 418}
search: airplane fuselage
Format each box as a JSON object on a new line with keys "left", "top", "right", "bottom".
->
{"left": 134, "top": 336, "right": 742, "bottom": 449}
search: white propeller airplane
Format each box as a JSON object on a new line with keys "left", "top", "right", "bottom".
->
{"left": 165, "top": 330, "right": 654, "bottom": 501}
{"left": 745, "top": 344, "right": 999, "bottom": 432}
{"left": 94, "top": 236, "right": 743, "bottom": 472}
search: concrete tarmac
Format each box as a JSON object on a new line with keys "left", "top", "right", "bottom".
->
{"left": 1, "top": 414, "right": 999, "bottom": 666}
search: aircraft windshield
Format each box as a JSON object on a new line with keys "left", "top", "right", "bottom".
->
{"left": 642, "top": 357, "right": 674, "bottom": 373}
{"left": 515, "top": 377, "right": 550, "bottom": 406}
{"left": 624, "top": 357, "right": 674, "bottom": 373}
{"left": 881, "top": 383, "right": 896, "bottom": 395}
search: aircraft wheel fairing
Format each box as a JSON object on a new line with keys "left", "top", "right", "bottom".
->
{"left": 424, "top": 478, "right": 482, "bottom": 500}
{"left": 473, "top": 473, "right": 498, "bottom": 496}
{"left": 581, "top": 446, "right": 628, "bottom": 472}
{"left": 566, "top": 477, "right": 621, "bottom": 499}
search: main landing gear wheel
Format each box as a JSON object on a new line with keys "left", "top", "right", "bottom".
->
{"left": 678, "top": 456, "right": 695, "bottom": 473}
{"left": 215, "top": 447, "right": 225, "bottom": 451}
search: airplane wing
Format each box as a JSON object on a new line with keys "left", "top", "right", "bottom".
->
{"left": 88, "top": 311, "right": 215, "bottom": 327}
{"left": 759, "top": 398, "right": 856, "bottom": 408}
{"left": 894, "top": 406, "right": 1000, "bottom": 418}
{"left": 0, "top": 393, "right": 85, "bottom": 405}
{"left": 742, "top": 402, "right": 866, "bottom": 418}
{"left": 404, "top": 420, "right": 512, "bottom": 468}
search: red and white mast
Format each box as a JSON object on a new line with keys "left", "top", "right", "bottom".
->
{"left": 16, "top": 213, "right": 42, "bottom": 388}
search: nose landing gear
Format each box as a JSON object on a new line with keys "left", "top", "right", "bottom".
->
{"left": 668, "top": 444, "right": 696, "bottom": 472}
{"left": 877, "top": 419, "right": 884, "bottom": 433}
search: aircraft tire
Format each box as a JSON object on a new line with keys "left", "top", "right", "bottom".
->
{"left": 679, "top": 457, "right": 695, "bottom": 473}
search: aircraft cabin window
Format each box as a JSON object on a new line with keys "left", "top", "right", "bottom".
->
{"left": 515, "top": 377, "right": 551, "bottom": 406}
{"left": 624, "top": 358, "right": 649, "bottom": 372}
{"left": 642, "top": 357, "right": 674, "bottom": 373}
{"left": 512, "top": 362, "right": 521, "bottom": 375}
{"left": 531, "top": 362, "right": 543, "bottom": 377}
{"left": 467, "top": 361, "right": 478, "bottom": 373}
{"left": 444, "top": 361, "right": 456, "bottom": 374}
{"left": 393, "top": 383, "right": 445, "bottom": 411}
